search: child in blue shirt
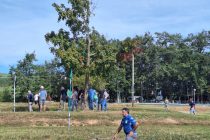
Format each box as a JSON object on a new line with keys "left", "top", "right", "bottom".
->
{"left": 113, "top": 108, "right": 139, "bottom": 140}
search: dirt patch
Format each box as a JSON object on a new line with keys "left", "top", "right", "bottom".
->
{"left": 162, "top": 118, "right": 179, "bottom": 124}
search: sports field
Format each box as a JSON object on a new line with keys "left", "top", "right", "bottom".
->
{"left": 0, "top": 102, "right": 210, "bottom": 140}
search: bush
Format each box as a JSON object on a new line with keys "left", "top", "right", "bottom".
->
{"left": 2, "top": 88, "right": 13, "bottom": 102}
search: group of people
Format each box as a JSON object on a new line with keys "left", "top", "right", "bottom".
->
{"left": 58, "top": 86, "right": 109, "bottom": 112}
{"left": 27, "top": 85, "right": 110, "bottom": 112}
{"left": 87, "top": 88, "right": 109, "bottom": 111}
{"left": 27, "top": 86, "right": 47, "bottom": 112}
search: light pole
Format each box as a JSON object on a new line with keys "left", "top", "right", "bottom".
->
{"left": 193, "top": 88, "right": 196, "bottom": 103}
{"left": 13, "top": 72, "right": 16, "bottom": 112}
{"left": 131, "top": 53, "right": 135, "bottom": 107}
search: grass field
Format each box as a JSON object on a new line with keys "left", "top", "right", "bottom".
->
{"left": 0, "top": 102, "right": 210, "bottom": 140}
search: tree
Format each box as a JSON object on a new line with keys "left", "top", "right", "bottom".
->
{"left": 9, "top": 53, "right": 36, "bottom": 101}
{"left": 45, "top": 0, "right": 92, "bottom": 94}
{"left": 117, "top": 36, "right": 143, "bottom": 106}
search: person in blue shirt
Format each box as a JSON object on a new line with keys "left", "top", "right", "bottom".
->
{"left": 113, "top": 108, "right": 139, "bottom": 140}
{"left": 39, "top": 86, "right": 47, "bottom": 112}
{"left": 88, "top": 88, "right": 95, "bottom": 110}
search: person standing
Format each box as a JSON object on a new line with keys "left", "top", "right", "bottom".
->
{"left": 34, "top": 92, "right": 40, "bottom": 111}
{"left": 101, "top": 89, "right": 109, "bottom": 111}
{"left": 59, "top": 87, "right": 67, "bottom": 111}
{"left": 39, "top": 86, "right": 47, "bottom": 112}
{"left": 79, "top": 89, "right": 85, "bottom": 110}
{"left": 88, "top": 88, "right": 95, "bottom": 110}
{"left": 164, "top": 97, "right": 169, "bottom": 111}
{"left": 27, "top": 90, "right": 33, "bottom": 112}
{"left": 34, "top": 93, "right": 39, "bottom": 105}
{"left": 189, "top": 97, "right": 196, "bottom": 115}
{"left": 72, "top": 86, "right": 78, "bottom": 111}
{"left": 113, "top": 108, "right": 139, "bottom": 140}
{"left": 93, "top": 91, "right": 98, "bottom": 109}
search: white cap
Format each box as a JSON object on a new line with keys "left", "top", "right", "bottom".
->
{"left": 40, "top": 86, "right": 44, "bottom": 89}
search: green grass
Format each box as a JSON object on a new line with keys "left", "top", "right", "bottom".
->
{"left": 0, "top": 102, "right": 210, "bottom": 140}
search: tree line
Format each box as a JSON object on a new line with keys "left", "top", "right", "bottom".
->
{"left": 6, "top": 0, "right": 210, "bottom": 103}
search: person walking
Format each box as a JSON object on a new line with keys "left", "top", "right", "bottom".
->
{"left": 39, "top": 86, "right": 47, "bottom": 112}
{"left": 112, "top": 108, "right": 139, "bottom": 140}
{"left": 27, "top": 90, "right": 34, "bottom": 112}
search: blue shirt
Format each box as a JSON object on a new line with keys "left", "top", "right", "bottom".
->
{"left": 39, "top": 90, "right": 47, "bottom": 100}
{"left": 88, "top": 89, "right": 95, "bottom": 100}
{"left": 120, "top": 114, "right": 137, "bottom": 135}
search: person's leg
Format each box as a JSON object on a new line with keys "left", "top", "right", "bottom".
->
{"left": 75, "top": 100, "right": 78, "bottom": 111}
{"left": 38, "top": 102, "right": 40, "bottom": 112}
{"left": 39, "top": 100, "right": 43, "bottom": 112}
{"left": 104, "top": 99, "right": 107, "bottom": 111}
{"left": 97, "top": 99, "right": 100, "bottom": 111}
{"left": 90, "top": 99, "right": 94, "bottom": 110}
{"left": 126, "top": 133, "right": 137, "bottom": 140}
{"left": 30, "top": 102, "right": 33, "bottom": 112}
{"left": 40, "top": 104, "right": 42, "bottom": 112}
{"left": 88, "top": 99, "right": 91, "bottom": 110}
{"left": 61, "top": 100, "right": 64, "bottom": 110}
{"left": 72, "top": 100, "right": 74, "bottom": 111}
{"left": 63, "top": 100, "right": 65, "bottom": 111}
{"left": 28, "top": 102, "right": 30, "bottom": 112}
{"left": 101, "top": 99, "right": 105, "bottom": 111}
{"left": 43, "top": 100, "right": 46, "bottom": 111}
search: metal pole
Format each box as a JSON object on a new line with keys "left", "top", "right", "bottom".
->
{"left": 68, "top": 111, "right": 70, "bottom": 130}
{"left": 193, "top": 89, "right": 196, "bottom": 103}
{"left": 141, "top": 81, "right": 143, "bottom": 102}
{"left": 13, "top": 75, "right": 16, "bottom": 112}
{"left": 131, "top": 53, "right": 135, "bottom": 107}
{"left": 117, "top": 63, "right": 121, "bottom": 103}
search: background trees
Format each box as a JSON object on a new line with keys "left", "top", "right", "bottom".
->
{"left": 3, "top": 30, "right": 210, "bottom": 103}
{"left": 1, "top": 0, "right": 210, "bottom": 103}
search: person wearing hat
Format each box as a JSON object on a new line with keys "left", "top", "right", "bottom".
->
{"left": 27, "top": 90, "right": 34, "bottom": 112}
{"left": 39, "top": 86, "right": 47, "bottom": 112}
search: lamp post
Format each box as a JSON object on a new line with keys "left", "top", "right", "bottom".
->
{"left": 13, "top": 72, "right": 16, "bottom": 112}
{"left": 131, "top": 53, "right": 135, "bottom": 107}
{"left": 193, "top": 88, "right": 196, "bottom": 103}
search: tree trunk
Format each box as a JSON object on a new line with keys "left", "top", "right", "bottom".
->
{"left": 85, "top": 34, "right": 91, "bottom": 97}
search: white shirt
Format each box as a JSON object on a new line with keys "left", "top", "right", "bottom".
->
{"left": 104, "top": 91, "right": 109, "bottom": 99}
{"left": 34, "top": 94, "right": 39, "bottom": 101}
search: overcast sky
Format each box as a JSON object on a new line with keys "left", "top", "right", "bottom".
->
{"left": 0, "top": 0, "right": 210, "bottom": 73}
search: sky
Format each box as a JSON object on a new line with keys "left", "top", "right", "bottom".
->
{"left": 0, "top": 0, "right": 210, "bottom": 73}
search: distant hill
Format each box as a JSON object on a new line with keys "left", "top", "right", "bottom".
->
{"left": 0, "top": 73, "right": 9, "bottom": 77}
